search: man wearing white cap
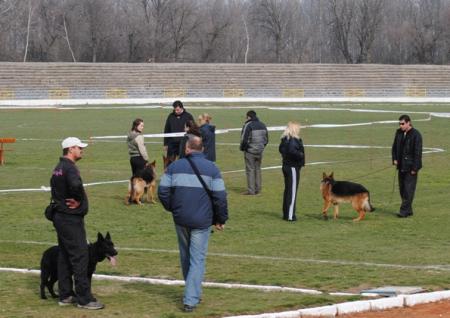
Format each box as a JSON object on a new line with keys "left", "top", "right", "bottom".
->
{"left": 50, "top": 137, "right": 104, "bottom": 310}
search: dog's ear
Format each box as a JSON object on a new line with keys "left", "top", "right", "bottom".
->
{"left": 330, "top": 172, "right": 334, "bottom": 179}
{"left": 150, "top": 160, "right": 156, "bottom": 167}
{"left": 105, "top": 232, "right": 111, "bottom": 240}
{"left": 97, "top": 232, "right": 104, "bottom": 241}
{"left": 322, "top": 172, "right": 327, "bottom": 179}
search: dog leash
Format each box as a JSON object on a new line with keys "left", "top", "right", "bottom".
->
{"left": 347, "top": 165, "right": 393, "bottom": 182}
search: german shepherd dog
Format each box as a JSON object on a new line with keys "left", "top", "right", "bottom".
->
{"left": 125, "top": 160, "right": 157, "bottom": 205}
{"left": 320, "top": 172, "right": 375, "bottom": 222}
{"left": 40, "top": 232, "right": 118, "bottom": 299}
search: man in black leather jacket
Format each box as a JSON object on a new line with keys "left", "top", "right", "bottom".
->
{"left": 50, "top": 137, "right": 103, "bottom": 309}
{"left": 163, "top": 100, "right": 194, "bottom": 163}
{"left": 391, "top": 115, "right": 423, "bottom": 218}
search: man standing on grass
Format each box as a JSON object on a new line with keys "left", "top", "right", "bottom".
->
{"left": 50, "top": 137, "right": 104, "bottom": 310}
{"left": 392, "top": 114, "right": 423, "bottom": 218}
{"left": 240, "top": 110, "right": 268, "bottom": 195}
{"left": 163, "top": 100, "right": 194, "bottom": 165}
{"left": 158, "top": 135, "right": 228, "bottom": 312}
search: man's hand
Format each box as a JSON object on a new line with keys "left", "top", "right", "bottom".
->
{"left": 214, "top": 224, "right": 225, "bottom": 231}
{"left": 163, "top": 146, "right": 168, "bottom": 153}
{"left": 65, "top": 198, "right": 80, "bottom": 209}
{"left": 393, "top": 160, "right": 398, "bottom": 166}
{"left": 411, "top": 170, "right": 417, "bottom": 175}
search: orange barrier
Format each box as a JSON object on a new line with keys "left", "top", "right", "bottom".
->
{"left": 0, "top": 138, "right": 16, "bottom": 165}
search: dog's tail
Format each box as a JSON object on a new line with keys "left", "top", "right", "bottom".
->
{"left": 364, "top": 192, "right": 375, "bottom": 212}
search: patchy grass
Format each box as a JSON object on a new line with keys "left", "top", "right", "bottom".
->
{"left": 0, "top": 102, "right": 449, "bottom": 317}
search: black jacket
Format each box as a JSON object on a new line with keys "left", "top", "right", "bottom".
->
{"left": 240, "top": 117, "right": 268, "bottom": 155}
{"left": 163, "top": 110, "right": 194, "bottom": 145}
{"left": 50, "top": 157, "right": 89, "bottom": 216}
{"left": 200, "top": 124, "right": 216, "bottom": 161}
{"left": 279, "top": 136, "right": 305, "bottom": 168}
{"left": 392, "top": 127, "right": 423, "bottom": 172}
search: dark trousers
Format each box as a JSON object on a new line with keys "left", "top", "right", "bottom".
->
{"left": 130, "top": 156, "right": 147, "bottom": 176}
{"left": 282, "top": 165, "right": 300, "bottom": 221}
{"left": 398, "top": 171, "right": 418, "bottom": 216}
{"left": 167, "top": 141, "right": 181, "bottom": 158}
{"left": 53, "top": 213, "right": 93, "bottom": 305}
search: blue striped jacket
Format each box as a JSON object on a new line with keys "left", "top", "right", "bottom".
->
{"left": 158, "top": 152, "right": 228, "bottom": 229}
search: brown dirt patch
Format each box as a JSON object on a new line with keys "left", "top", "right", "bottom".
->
{"left": 339, "top": 300, "right": 450, "bottom": 318}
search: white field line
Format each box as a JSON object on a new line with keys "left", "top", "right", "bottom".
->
{"left": 0, "top": 143, "right": 444, "bottom": 194}
{"left": 90, "top": 113, "right": 434, "bottom": 140}
{"left": 0, "top": 266, "right": 351, "bottom": 296}
{"left": 2, "top": 240, "right": 450, "bottom": 273}
{"left": 1, "top": 97, "right": 450, "bottom": 107}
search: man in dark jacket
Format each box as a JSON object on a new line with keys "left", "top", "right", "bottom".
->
{"left": 240, "top": 110, "right": 268, "bottom": 195}
{"left": 163, "top": 100, "right": 194, "bottom": 163}
{"left": 392, "top": 114, "right": 423, "bottom": 218}
{"left": 50, "top": 137, "right": 103, "bottom": 309}
{"left": 158, "top": 135, "right": 228, "bottom": 312}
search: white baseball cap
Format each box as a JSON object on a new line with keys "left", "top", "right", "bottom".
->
{"left": 61, "top": 137, "right": 88, "bottom": 149}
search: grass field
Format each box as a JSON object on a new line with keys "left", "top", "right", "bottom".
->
{"left": 1, "top": 102, "right": 450, "bottom": 317}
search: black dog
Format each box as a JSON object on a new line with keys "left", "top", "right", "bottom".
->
{"left": 40, "top": 232, "right": 118, "bottom": 299}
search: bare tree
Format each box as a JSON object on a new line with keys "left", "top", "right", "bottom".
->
{"left": 166, "top": 0, "right": 201, "bottom": 61}
{"left": 251, "top": 0, "right": 295, "bottom": 63}
{"left": 354, "top": 0, "right": 384, "bottom": 63}
{"left": 141, "top": 0, "right": 171, "bottom": 62}
{"left": 327, "top": 0, "right": 356, "bottom": 63}
{"left": 410, "top": 0, "right": 446, "bottom": 63}
{"left": 0, "top": 0, "right": 448, "bottom": 64}
{"left": 23, "top": 0, "right": 34, "bottom": 62}
{"left": 197, "top": 0, "right": 232, "bottom": 62}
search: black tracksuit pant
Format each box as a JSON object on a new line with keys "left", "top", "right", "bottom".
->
{"left": 53, "top": 213, "right": 94, "bottom": 305}
{"left": 282, "top": 165, "right": 300, "bottom": 221}
{"left": 130, "top": 156, "right": 147, "bottom": 176}
{"left": 398, "top": 171, "right": 418, "bottom": 216}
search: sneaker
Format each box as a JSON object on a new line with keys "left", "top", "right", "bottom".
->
{"left": 183, "top": 304, "right": 195, "bottom": 312}
{"left": 58, "top": 296, "right": 77, "bottom": 306}
{"left": 77, "top": 301, "right": 105, "bottom": 310}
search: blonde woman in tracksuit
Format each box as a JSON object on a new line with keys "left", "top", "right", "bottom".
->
{"left": 279, "top": 121, "right": 305, "bottom": 222}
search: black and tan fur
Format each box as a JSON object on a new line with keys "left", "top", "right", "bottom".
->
{"left": 320, "top": 172, "right": 375, "bottom": 222}
{"left": 126, "top": 160, "right": 157, "bottom": 205}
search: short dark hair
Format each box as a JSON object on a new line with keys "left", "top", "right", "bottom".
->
{"left": 131, "top": 118, "right": 144, "bottom": 131}
{"left": 63, "top": 148, "right": 69, "bottom": 155}
{"left": 186, "top": 134, "right": 203, "bottom": 152}
{"left": 398, "top": 114, "right": 411, "bottom": 122}
{"left": 173, "top": 100, "right": 184, "bottom": 108}
{"left": 246, "top": 110, "right": 256, "bottom": 119}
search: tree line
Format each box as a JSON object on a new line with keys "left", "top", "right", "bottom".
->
{"left": 1, "top": 0, "right": 449, "bottom": 64}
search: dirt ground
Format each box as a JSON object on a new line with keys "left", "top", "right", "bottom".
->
{"left": 338, "top": 300, "right": 450, "bottom": 318}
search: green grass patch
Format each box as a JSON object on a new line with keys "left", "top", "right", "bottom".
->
{"left": 1, "top": 102, "right": 449, "bottom": 316}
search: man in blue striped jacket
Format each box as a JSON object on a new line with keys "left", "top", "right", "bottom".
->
{"left": 158, "top": 135, "right": 228, "bottom": 312}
